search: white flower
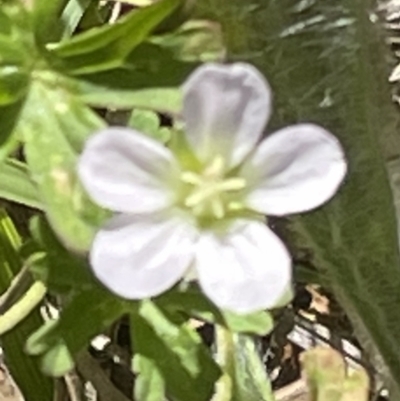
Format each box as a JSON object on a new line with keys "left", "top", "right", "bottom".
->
{"left": 78, "top": 63, "right": 347, "bottom": 314}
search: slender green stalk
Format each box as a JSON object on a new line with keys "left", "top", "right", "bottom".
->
{"left": 0, "top": 281, "right": 46, "bottom": 336}
{"left": 213, "top": 326, "right": 233, "bottom": 401}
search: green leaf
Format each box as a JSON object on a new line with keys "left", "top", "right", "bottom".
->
{"left": 197, "top": 0, "right": 400, "bottom": 394}
{"left": 0, "top": 209, "right": 53, "bottom": 400}
{"left": 129, "top": 109, "right": 171, "bottom": 142}
{"left": 158, "top": 286, "right": 274, "bottom": 336}
{"left": 32, "top": 0, "right": 69, "bottom": 44}
{"left": 150, "top": 19, "right": 225, "bottom": 62}
{"left": 0, "top": 280, "right": 46, "bottom": 336}
{"left": 26, "top": 320, "right": 59, "bottom": 356}
{"left": 113, "top": 0, "right": 155, "bottom": 5}
{"left": 0, "top": 15, "right": 34, "bottom": 165}
{"left": 28, "top": 216, "right": 95, "bottom": 293}
{"left": 0, "top": 11, "right": 32, "bottom": 145}
{"left": 18, "top": 74, "right": 106, "bottom": 251}
{"left": 0, "top": 34, "right": 31, "bottom": 106}
{"left": 223, "top": 311, "right": 273, "bottom": 336}
{"left": 50, "top": 0, "right": 183, "bottom": 74}
{"left": 58, "top": 287, "right": 127, "bottom": 355}
{"left": 70, "top": 34, "right": 204, "bottom": 113}
{"left": 0, "top": 31, "right": 31, "bottom": 96}
{"left": 0, "top": 99, "right": 24, "bottom": 153}
{"left": 129, "top": 109, "right": 159, "bottom": 134}
{"left": 0, "top": 66, "right": 29, "bottom": 106}
{"left": 215, "top": 328, "right": 275, "bottom": 401}
{"left": 133, "top": 355, "right": 165, "bottom": 401}
{"left": 77, "top": 81, "right": 183, "bottom": 114}
{"left": 40, "top": 341, "right": 75, "bottom": 377}
{"left": 68, "top": 28, "right": 210, "bottom": 113}
{"left": 0, "top": 1, "right": 33, "bottom": 40}
{"left": 60, "top": 0, "right": 94, "bottom": 39}
{"left": 0, "top": 159, "right": 42, "bottom": 209}
{"left": 0, "top": 137, "right": 19, "bottom": 165}
{"left": 26, "top": 286, "right": 127, "bottom": 377}
{"left": 131, "top": 300, "right": 221, "bottom": 401}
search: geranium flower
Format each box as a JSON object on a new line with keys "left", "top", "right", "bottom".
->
{"left": 78, "top": 63, "right": 346, "bottom": 313}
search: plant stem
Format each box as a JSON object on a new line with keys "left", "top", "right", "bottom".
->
{"left": 0, "top": 281, "right": 46, "bottom": 336}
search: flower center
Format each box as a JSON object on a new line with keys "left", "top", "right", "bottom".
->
{"left": 180, "top": 156, "right": 246, "bottom": 220}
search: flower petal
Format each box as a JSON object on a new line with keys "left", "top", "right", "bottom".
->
{"left": 242, "top": 124, "right": 347, "bottom": 216}
{"left": 182, "top": 63, "right": 271, "bottom": 168}
{"left": 78, "top": 127, "right": 179, "bottom": 213}
{"left": 195, "top": 220, "right": 291, "bottom": 314}
{"left": 90, "top": 212, "right": 197, "bottom": 299}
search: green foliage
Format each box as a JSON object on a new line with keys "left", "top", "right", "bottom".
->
{"left": 55, "top": 287, "right": 127, "bottom": 355}
{"left": 6, "top": 0, "right": 398, "bottom": 400}
{"left": 0, "top": 0, "right": 236, "bottom": 398}
{"left": 150, "top": 19, "right": 225, "bottom": 62}
{"left": 49, "top": 0, "right": 183, "bottom": 74}
{"left": 158, "top": 285, "right": 274, "bottom": 336}
{"left": 197, "top": 0, "right": 400, "bottom": 394}
{"left": 28, "top": 216, "right": 95, "bottom": 293}
{"left": 77, "top": 85, "right": 183, "bottom": 114}
{"left": 0, "top": 209, "right": 53, "bottom": 400}
{"left": 131, "top": 300, "right": 221, "bottom": 401}
{"left": 32, "top": 0, "right": 70, "bottom": 44}
{"left": 129, "top": 109, "right": 171, "bottom": 142}
{"left": 26, "top": 286, "right": 128, "bottom": 376}
{"left": 215, "top": 327, "right": 275, "bottom": 401}
{"left": 26, "top": 320, "right": 59, "bottom": 356}
{"left": 0, "top": 159, "right": 42, "bottom": 209}
{"left": 0, "top": 2, "right": 34, "bottom": 146}
{"left": 59, "top": 0, "right": 95, "bottom": 39}
{"left": 40, "top": 341, "right": 75, "bottom": 377}
{"left": 25, "top": 319, "right": 75, "bottom": 377}
{"left": 18, "top": 75, "right": 106, "bottom": 251}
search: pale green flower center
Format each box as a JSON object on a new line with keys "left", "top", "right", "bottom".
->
{"left": 180, "top": 156, "right": 246, "bottom": 220}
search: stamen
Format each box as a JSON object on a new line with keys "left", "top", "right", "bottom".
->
{"left": 179, "top": 155, "right": 247, "bottom": 220}
{"left": 219, "top": 178, "right": 246, "bottom": 191}
{"left": 181, "top": 171, "right": 202, "bottom": 185}
{"left": 185, "top": 186, "right": 218, "bottom": 207}
{"left": 227, "top": 201, "right": 244, "bottom": 211}
{"left": 211, "top": 198, "right": 225, "bottom": 219}
{"left": 204, "top": 155, "right": 225, "bottom": 177}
